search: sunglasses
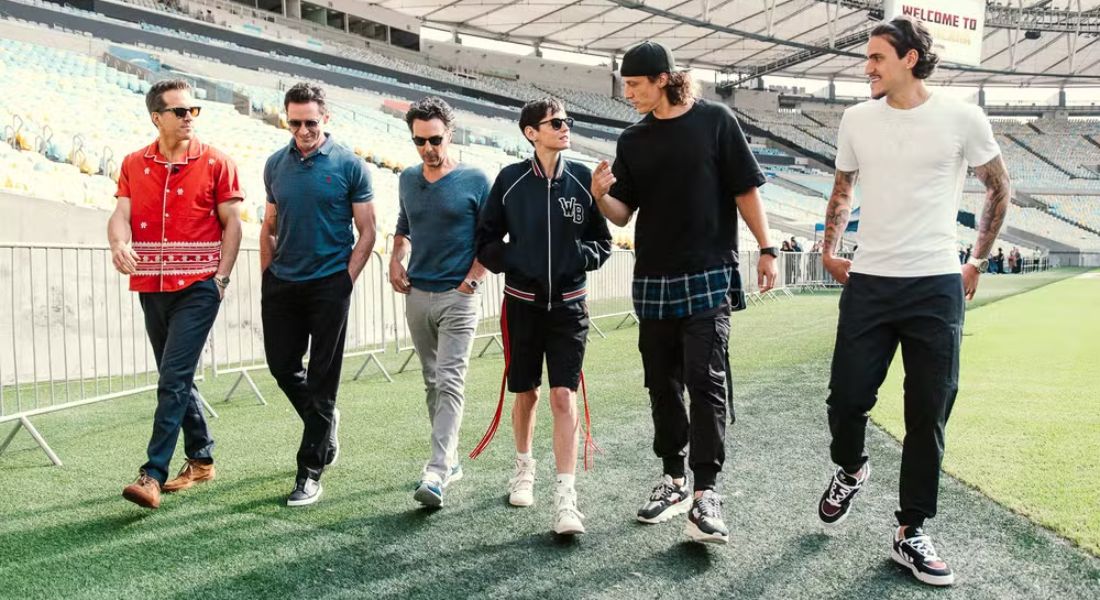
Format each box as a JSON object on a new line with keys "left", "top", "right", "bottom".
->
{"left": 412, "top": 135, "right": 445, "bottom": 147}
{"left": 288, "top": 119, "right": 321, "bottom": 130}
{"left": 159, "top": 106, "right": 201, "bottom": 118}
{"left": 537, "top": 117, "right": 574, "bottom": 131}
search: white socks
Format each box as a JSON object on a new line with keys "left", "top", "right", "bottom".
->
{"left": 516, "top": 451, "right": 533, "bottom": 462}
{"left": 556, "top": 474, "right": 575, "bottom": 490}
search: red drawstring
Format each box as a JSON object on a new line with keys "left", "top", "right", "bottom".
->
{"left": 579, "top": 371, "right": 602, "bottom": 471}
{"left": 469, "top": 299, "right": 510, "bottom": 460}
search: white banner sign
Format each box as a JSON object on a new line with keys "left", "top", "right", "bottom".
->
{"left": 883, "top": 0, "right": 986, "bottom": 66}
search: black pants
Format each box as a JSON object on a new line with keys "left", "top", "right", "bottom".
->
{"left": 827, "top": 272, "right": 964, "bottom": 528}
{"left": 138, "top": 279, "right": 220, "bottom": 485}
{"left": 262, "top": 270, "right": 352, "bottom": 481}
{"left": 639, "top": 301, "right": 731, "bottom": 492}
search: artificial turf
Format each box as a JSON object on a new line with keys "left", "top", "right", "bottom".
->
{"left": 0, "top": 269, "right": 1097, "bottom": 599}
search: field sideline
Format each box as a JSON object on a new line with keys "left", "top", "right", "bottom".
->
{"left": 0, "top": 269, "right": 1097, "bottom": 599}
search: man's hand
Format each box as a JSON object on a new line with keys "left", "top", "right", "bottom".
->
{"left": 591, "top": 160, "right": 616, "bottom": 200}
{"left": 456, "top": 281, "right": 476, "bottom": 295}
{"left": 962, "top": 263, "right": 980, "bottom": 301}
{"left": 389, "top": 260, "right": 410, "bottom": 294}
{"left": 111, "top": 242, "right": 139, "bottom": 275}
{"left": 823, "top": 254, "right": 852, "bottom": 285}
{"left": 757, "top": 254, "right": 778, "bottom": 293}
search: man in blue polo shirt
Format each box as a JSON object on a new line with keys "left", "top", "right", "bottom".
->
{"left": 260, "top": 82, "right": 376, "bottom": 507}
{"left": 389, "top": 97, "right": 490, "bottom": 508}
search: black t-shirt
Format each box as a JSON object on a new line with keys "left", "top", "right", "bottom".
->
{"left": 610, "top": 99, "right": 765, "bottom": 276}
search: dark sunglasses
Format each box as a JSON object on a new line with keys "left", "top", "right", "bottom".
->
{"left": 412, "top": 135, "right": 445, "bottom": 147}
{"left": 159, "top": 106, "right": 201, "bottom": 118}
{"left": 537, "top": 117, "right": 574, "bottom": 131}
{"left": 288, "top": 119, "right": 321, "bottom": 130}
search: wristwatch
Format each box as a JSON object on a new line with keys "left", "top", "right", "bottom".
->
{"left": 213, "top": 275, "right": 230, "bottom": 287}
{"left": 466, "top": 279, "right": 479, "bottom": 290}
{"left": 760, "top": 247, "right": 779, "bottom": 258}
{"left": 966, "top": 257, "right": 989, "bottom": 274}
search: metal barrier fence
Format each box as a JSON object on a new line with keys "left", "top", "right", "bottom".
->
{"left": 1, "top": 244, "right": 1054, "bottom": 466}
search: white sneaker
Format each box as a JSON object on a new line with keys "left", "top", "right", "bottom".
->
{"left": 508, "top": 457, "right": 536, "bottom": 507}
{"left": 552, "top": 487, "right": 586, "bottom": 535}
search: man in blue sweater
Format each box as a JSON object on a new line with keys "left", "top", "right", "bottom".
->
{"left": 390, "top": 97, "right": 491, "bottom": 508}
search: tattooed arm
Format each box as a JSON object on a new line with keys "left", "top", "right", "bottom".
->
{"left": 965, "top": 154, "right": 1012, "bottom": 299}
{"left": 821, "top": 169, "right": 858, "bottom": 284}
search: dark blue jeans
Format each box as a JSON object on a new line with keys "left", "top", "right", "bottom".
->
{"left": 827, "top": 272, "right": 964, "bottom": 528}
{"left": 138, "top": 278, "right": 221, "bottom": 485}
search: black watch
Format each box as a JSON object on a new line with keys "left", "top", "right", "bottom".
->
{"left": 214, "top": 275, "right": 230, "bottom": 287}
{"left": 759, "top": 247, "right": 779, "bottom": 258}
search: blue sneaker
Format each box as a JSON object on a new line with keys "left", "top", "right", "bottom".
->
{"left": 414, "top": 476, "right": 443, "bottom": 507}
{"left": 444, "top": 464, "right": 463, "bottom": 488}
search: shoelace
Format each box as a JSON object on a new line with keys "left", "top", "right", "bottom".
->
{"left": 555, "top": 493, "right": 585, "bottom": 520}
{"left": 902, "top": 534, "right": 942, "bottom": 562}
{"left": 695, "top": 494, "right": 722, "bottom": 518}
{"left": 826, "top": 472, "right": 859, "bottom": 506}
{"left": 649, "top": 481, "right": 680, "bottom": 502}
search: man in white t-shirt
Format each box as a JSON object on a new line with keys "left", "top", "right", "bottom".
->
{"left": 815, "top": 16, "right": 1011, "bottom": 587}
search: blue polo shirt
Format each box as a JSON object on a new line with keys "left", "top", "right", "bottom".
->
{"left": 263, "top": 134, "right": 373, "bottom": 282}
{"left": 396, "top": 163, "right": 490, "bottom": 292}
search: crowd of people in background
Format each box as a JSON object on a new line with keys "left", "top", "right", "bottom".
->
{"left": 959, "top": 244, "right": 1029, "bottom": 274}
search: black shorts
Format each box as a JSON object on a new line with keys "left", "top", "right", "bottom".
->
{"left": 504, "top": 297, "right": 589, "bottom": 393}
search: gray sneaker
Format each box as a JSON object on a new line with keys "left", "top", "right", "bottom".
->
{"left": 444, "top": 464, "right": 463, "bottom": 488}
{"left": 287, "top": 477, "right": 323, "bottom": 507}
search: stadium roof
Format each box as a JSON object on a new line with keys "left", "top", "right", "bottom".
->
{"left": 374, "top": 1, "right": 1100, "bottom": 87}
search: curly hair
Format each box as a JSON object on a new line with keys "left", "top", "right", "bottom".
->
{"left": 405, "top": 96, "right": 456, "bottom": 131}
{"left": 871, "top": 16, "right": 940, "bottom": 80}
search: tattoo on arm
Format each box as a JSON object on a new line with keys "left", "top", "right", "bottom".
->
{"left": 972, "top": 155, "right": 1011, "bottom": 260}
{"left": 823, "top": 170, "right": 857, "bottom": 254}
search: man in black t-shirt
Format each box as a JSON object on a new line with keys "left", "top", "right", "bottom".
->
{"left": 591, "top": 41, "right": 779, "bottom": 545}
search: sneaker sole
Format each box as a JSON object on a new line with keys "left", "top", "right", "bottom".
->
{"left": 685, "top": 520, "right": 729, "bottom": 545}
{"left": 553, "top": 524, "right": 586, "bottom": 535}
{"left": 891, "top": 548, "right": 954, "bottom": 586}
{"left": 286, "top": 484, "right": 324, "bottom": 507}
{"left": 509, "top": 494, "right": 534, "bottom": 507}
{"left": 818, "top": 501, "right": 852, "bottom": 527}
{"left": 414, "top": 486, "right": 443, "bottom": 507}
{"left": 637, "top": 497, "right": 692, "bottom": 524}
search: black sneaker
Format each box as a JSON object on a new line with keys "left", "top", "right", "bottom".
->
{"left": 326, "top": 408, "right": 341, "bottom": 468}
{"left": 818, "top": 463, "right": 869, "bottom": 525}
{"left": 685, "top": 490, "right": 728, "bottom": 544}
{"left": 637, "top": 475, "right": 692, "bottom": 524}
{"left": 287, "top": 477, "right": 323, "bottom": 507}
{"left": 891, "top": 527, "right": 955, "bottom": 586}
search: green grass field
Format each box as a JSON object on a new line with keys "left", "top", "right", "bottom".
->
{"left": 874, "top": 270, "right": 1100, "bottom": 556}
{"left": 1, "top": 269, "right": 1098, "bottom": 599}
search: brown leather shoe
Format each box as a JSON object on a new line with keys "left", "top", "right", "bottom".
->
{"left": 122, "top": 471, "right": 161, "bottom": 509}
{"left": 163, "top": 459, "right": 216, "bottom": 493}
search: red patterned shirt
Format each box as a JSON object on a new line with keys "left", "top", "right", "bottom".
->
{"left": 116, "top": 138, "right": 243, "bottom": 293}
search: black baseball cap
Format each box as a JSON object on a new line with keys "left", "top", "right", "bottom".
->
{"left": 620, "top": 41, "right": 677, "bottom": 77}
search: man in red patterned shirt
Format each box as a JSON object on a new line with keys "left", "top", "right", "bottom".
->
{"left": 108, "top": 79, "right": 244, "bottom": 509}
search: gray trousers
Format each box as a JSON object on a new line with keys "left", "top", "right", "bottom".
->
{"left": 406, "top": 287, "right": 479, "bottom": 479}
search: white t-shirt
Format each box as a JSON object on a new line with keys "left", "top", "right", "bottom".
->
{"left": 835, "top": 93, "right": 1000, "bottom": 277}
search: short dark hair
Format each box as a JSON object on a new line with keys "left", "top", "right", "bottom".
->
{"left": 146, "top": 79, "right": 192, "bottom": 114}
{"left": 284, "top": 82, "right": 327, "bottom": 114}
{"left": 405, "top": 96, "right": 455, "bottom": 131}
{"left": 519, "top": 97, "right": 565, "bottom": 145}
{"left": 870, "top": 16, "right": 940, "bottom": 79}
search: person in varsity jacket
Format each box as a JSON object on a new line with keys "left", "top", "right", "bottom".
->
{"left": 471, "top": 97, "right": 612, "bottom": 536}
